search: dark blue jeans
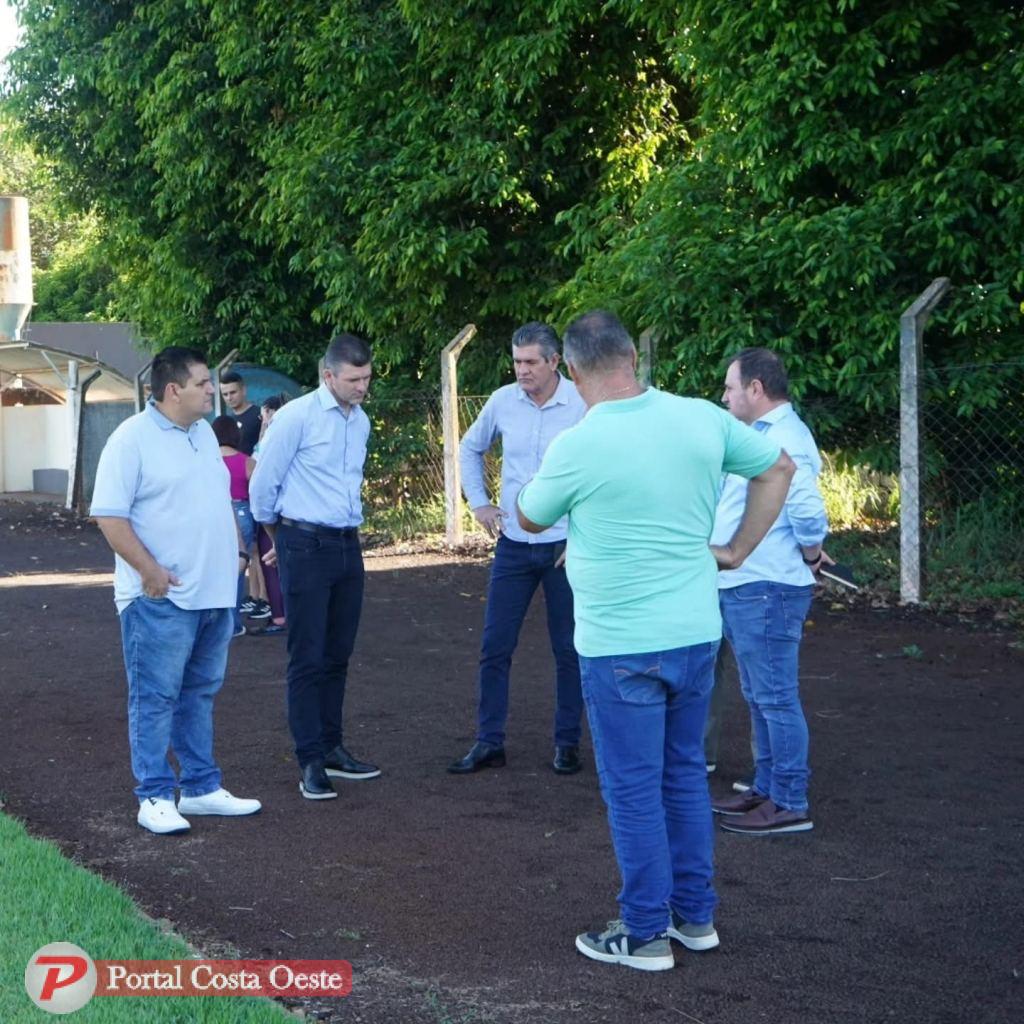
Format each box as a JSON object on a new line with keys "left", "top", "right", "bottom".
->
{"left": 581, "top": 640, "right": 720, "bottom": 937}
{"left": 476, "top": 536, "right": 583, "bottom": 747}
{"left": 276, "top": 524, "right": 364, "bottom": 768}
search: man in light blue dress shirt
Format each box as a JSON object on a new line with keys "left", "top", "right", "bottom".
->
{"left": 91, "top": 347, "right": 261, "bottom": 835}
{"left": 448, "top": 322, "right": 589, "bottom": 775}
{"left": 708, "top": 348, "right": 829, "bottom": 835}
{"left": 249, "top": 333, "right": 380, "bottom": 801}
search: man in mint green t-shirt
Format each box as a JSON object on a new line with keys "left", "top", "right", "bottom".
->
{"left": 517, "top": 310, "right": 794, "bottom": 972}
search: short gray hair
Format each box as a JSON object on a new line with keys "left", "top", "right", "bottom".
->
{"left": 562, "top": 310, "right": 635, "bottom": 373}
{"left": 511, "top": 321, "right": 560, "bottom": 360}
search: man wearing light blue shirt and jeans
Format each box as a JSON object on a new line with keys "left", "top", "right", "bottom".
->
{"left": 710, "top": 348, "right": 829, "bottom": 835}
{"left": 91, "top": 346, "right": 261, "bottom": 835}
{"left": 249, "top": 333, "right": 379, "bottom": 801}
{"left": 448, "top": 322, "right": 588, "bottom": 776}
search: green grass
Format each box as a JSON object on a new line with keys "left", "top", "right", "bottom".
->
{"left": 819, "top": 453, "right": 898, "bottom": 531}
{"left": 363, "top": 493, "right": 486, "bottom": 545}
{"left": 0, "top": 810, "right": 293, "bottom": 1023}
{"left": 924, "top": 495, "right": 1024, "bottom": 602}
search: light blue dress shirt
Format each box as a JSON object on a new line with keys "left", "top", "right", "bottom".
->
{"left": 249, "top": 383, "right": 370, "bottom": 529}
{"left": 90, "top": 403, "right": 238, "bottom": 612}
{"left": 460, "top": 375, "right": 587, "bottom": 544}
{"left": 711, "top": 402, "right": 829, "bottom": 589}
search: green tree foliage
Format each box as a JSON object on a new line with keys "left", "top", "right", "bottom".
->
{"left": 5, "top": 0, "right": 1021, "bottom": 421}
{"left": 5, "top": 0, "right": 682, "bottom": 385}
{"left": 559, "top": 0, "right": 1024, "bottom": 448}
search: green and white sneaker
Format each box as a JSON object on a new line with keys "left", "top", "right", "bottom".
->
{"left": 575, "top": 919, "right": 674, "bottom": 972}
{"left": 667, "top": 909, "right": 719, "bottom": 951}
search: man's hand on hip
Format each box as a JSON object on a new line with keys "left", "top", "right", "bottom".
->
{"left": 473, "top": 505, "right": 506, "bottom": 539}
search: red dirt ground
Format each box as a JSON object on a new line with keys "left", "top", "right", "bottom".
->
{"left": 1, "top": 499, "right": 1021, "bottom": 1023}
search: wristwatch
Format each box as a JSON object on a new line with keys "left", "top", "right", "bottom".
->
{"left": 238, "top": 550, "right": 251, "bottom": 564}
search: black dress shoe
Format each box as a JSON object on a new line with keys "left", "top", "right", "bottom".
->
{"left": 552, "top": 745, "right": 582, "bottom": 775}
{"left": 447, "top": 741, "right": 506, "bottom": 774}
{"left": 323, "top": 744, "right": 381, "bottom": 780}
{"left": 300, "top": 761, "right": 338, "bottom": 800}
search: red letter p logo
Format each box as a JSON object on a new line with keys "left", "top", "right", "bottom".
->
{"left": 36, "top": 956, "right": 88, "bottom": 1001}
{"left": 25, "top": 943, "right": 97, "bottom": 1014}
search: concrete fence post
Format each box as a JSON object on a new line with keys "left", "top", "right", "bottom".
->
{"left": 65, "top": 366, "right": 102, "bottom": 511}
{"left": 638, "top": 328, "right": 657, "bottom": 387}
{"left": 899, "top": 277, "right": 950, "bottom": 604}
{"left": 441, "top": 324, "right": 477, "bottom": 545}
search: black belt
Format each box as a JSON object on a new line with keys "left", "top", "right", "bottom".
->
{"left": 280, "top": 517, "right": 358, "bottom": 539}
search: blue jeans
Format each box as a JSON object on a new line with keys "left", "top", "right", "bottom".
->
{"left": 580, "top": 641, "right": 719, "bottom": 938}
{"left": 119, "top": 598, "right": 233, "bottom": 801}
{"left": 276, "top": 524, "right": 364, "bottom": 768}
{"left": 232, "top": 500, "right": 256, "bottom": 631}
{"left": 720, "top": 582, "right": 814, "bottom": 812}
{"left": 477, "top": 536, "right": 582, "bottom": 747}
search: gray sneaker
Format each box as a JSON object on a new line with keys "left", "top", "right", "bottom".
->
{"left": 575, "top": 919, "right": 674, "bottom": 972}
{"left": 667, "top": 909, "right": 719, "bottom": 951}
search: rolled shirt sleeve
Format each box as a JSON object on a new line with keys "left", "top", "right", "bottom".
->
{"left": 785, "top": 451, "right": 829, "bottom": 547}
{"left": 459, "top": 396, "right": 499, "bottom": 511}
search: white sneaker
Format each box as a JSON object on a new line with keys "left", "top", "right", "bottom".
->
{"left": 177, "top": 788, "right": 261, "bottom": 816}
{"left": 138, "top": 797, "right": 191, "bottom": 835}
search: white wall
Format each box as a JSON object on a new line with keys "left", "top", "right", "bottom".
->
{"left": 0, "top": 404, "right": 69, "bottom": 492}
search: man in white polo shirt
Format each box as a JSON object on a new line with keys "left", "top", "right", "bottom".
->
{"left": 91, "top": 346, "right": 261, "bottom": 835}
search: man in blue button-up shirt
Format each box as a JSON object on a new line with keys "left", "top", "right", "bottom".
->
{"left": 448, "top": 322, "right": 588, "bottom": 776}
{"left": 708, "top": 348, "right": 829, "bottom": 835}
{"left": 249, "top": 333, "right": 380, "bottom": 801}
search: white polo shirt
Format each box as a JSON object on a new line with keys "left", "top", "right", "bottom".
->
{"left": 91, "top": 403, "right": 238, "bottom": 613}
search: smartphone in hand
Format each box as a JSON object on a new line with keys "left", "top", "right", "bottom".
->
{"left": 820, "top": 563, "right": 859, "bottom": 590}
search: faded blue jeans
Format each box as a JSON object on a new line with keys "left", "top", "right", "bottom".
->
{"left": 119, "top": 597, "right": 233, "bottom": 801}
{"left": 580, "top": 640, "right": 719, "bottom": 939}
{"left": 720, "top": 582, "right": 814, "bottom": 812}
{"left": 232, "top": 500, "right": 256, "bottom": 632}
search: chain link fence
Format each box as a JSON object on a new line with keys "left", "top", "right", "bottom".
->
{"left": 361, "top": 393, "right": 496, "bottom": 540}
{"left": 360, "top": 364, "right": 1023, "bottom": 605}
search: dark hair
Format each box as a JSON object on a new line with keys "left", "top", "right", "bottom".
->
{"left": 562, "top": 310, "right": 635, "bottom": 373}
{"left": 219, "top": 369, "right": 244, "bottom": 387}
{"left": 261, "top": 393, "right": 286, "bottom": 413}
{"left": 730, "top": 347, "right": 789, "bottom": 400}
{"left": 511, "top": 322, "right": 560, "bottom": 360}
{"left": 211, "top": 414, "right": 242, "bottom": 449}
{"left": 150, "top": 346, "right": 207, "bottom": 401}
{"left": 325, "top": 333, "right": 371, "bottom": 371}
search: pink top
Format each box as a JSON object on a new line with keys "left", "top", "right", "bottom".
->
{"left": 223, "top": 452, "right": 250, "bottom": 501}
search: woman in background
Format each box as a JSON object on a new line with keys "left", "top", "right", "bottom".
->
{"left": 252, "top": 395, "right": 287, "bottom": 634}
{"left": 212, "top": 415, "right": 256, "bottom": 638}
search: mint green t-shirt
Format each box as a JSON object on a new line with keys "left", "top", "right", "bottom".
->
{"left": 517, "top": 389, "right": 780, "bottom": 658}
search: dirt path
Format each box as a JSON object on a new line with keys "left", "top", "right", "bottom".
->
{"left": 1, "top": 500, "right": 1021, "bottom": 1023}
